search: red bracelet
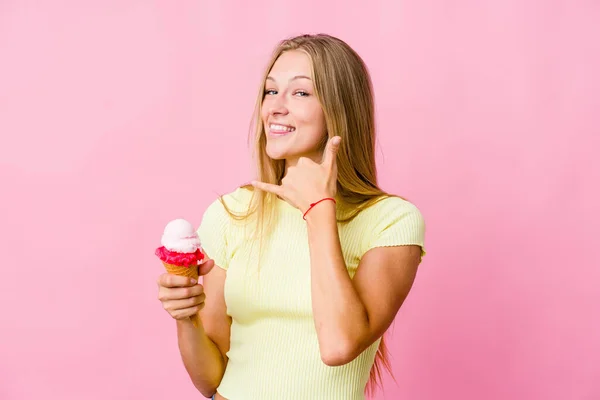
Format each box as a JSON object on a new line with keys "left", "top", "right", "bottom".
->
{"left": 302, "top": 197, "right": 336, "bottom": 220}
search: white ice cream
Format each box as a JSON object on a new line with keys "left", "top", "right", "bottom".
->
{"left": 161, "top": 218, "right": 201, "bottom": 253}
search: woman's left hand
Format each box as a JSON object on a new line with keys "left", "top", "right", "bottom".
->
{"left": 251, "top": 136, "right": 341, "bottom": 213}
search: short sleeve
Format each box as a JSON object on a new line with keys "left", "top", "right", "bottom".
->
{"left": 364, "top": 198, "right": 426, "bottom": 259}
{"left": 197, "top": 198, "right": 231, "bottom": 269}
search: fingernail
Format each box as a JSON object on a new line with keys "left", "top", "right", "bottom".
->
{"left": 190, "top": 279, "right": 197, "bottom": 284}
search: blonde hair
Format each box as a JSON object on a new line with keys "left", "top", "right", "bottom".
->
{"left": 222, "top": 33, "right": 397, "bottom": 396}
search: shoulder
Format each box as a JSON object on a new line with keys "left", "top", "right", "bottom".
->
{"left": 360, "top": 195, "right": 424, "bottom": 223}
{"left": 199, "top": 186, "right": 254, "bottom": 242}
{"left": 199, "top": 186, "right": 253, "bottom": 268}
{"left": 354, "top": 195, "right": 426, "bottom": 256}
{"left": 204, "top": 186, "right": 254, "bottom": 216}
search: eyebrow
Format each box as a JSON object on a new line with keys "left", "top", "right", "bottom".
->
{"left": 266, "top": 75, "right": 312, "bottom": 82}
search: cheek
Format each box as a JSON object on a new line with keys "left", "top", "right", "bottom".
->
{"left": 298, "top": 103, "right": 324, "bottom": 126}
{"left": 260, "top": 105, "right": 269, "bottom": 122}
{"left": 307, "top": 108, "right": 326, "bottom": 133}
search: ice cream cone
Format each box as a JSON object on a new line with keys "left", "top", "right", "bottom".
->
{"left": 162, "top": 261, "right": 200, "bottom": 327}
{"left": 156, "top": 218, "right": 205, "bottom": 329}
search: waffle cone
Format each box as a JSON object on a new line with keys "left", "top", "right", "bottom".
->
{"left": 162, "top": 262, "right": 200, "bottom": 328}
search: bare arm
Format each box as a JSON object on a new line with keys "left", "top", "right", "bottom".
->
{"left": 305, "top": 202, "right": 421, "bottom": 366}
{"left": 176, "top": 319, "right": 225, "bottom": 397}
{"left": 159, "top": 262, "right": 231, "bottom": 398}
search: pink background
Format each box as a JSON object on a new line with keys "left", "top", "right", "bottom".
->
{"left": 1, "top": 1, "right": 598, "bottom": 399}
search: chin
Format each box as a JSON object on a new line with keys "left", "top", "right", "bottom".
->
{"left": 265, "top": 141, "right": 319, "bottom": 162}
{"left": 265, "top": 143, "right": 293, "bottom": 160}
{"left": 265, "top": 151, "right": 289, "bottom": 161}
{"left": 266, "top": 154, "right": 285, "bottom": 161}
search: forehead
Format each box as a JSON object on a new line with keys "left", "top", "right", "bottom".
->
{"left": 268, "top": 50, "right": 313, "bottom": 80}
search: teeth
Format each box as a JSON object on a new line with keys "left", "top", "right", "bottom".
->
{"left": 270, "top": 124, "right": 295, "bottom": 132}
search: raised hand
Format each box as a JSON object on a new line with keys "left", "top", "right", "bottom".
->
{"left": 251, "top": 136, "right": 341, "bottom": 213}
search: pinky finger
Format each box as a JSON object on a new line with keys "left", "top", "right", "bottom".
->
{"left": 251, "top": 180, "right": 282, "bottom": 196}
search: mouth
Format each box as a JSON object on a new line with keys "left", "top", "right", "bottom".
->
{"left": 268, "top": 123, "right": 296, "bottom": 135}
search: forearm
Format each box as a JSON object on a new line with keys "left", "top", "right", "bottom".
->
{"left": 305, "top": 202, "right": 369, "bottom": 364}
{"left": 176, "top": 319, "right": 226, "bottom": 398}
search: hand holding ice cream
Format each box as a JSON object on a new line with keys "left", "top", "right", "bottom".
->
{"left": 155, "top": 218, "right": 211, "bottom": 327}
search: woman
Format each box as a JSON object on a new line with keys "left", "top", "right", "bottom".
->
{"left": 157, "top": 34, "right": 426, "bottom": 399}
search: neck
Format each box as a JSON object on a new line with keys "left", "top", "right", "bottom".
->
{"left": 283, "top": 153, "right": 321, "bottom": 177}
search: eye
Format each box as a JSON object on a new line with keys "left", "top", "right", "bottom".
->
{"left": 264, "top": 89, "right": 277, "bottom": 95}
{"left": 294, "top": 90, "right": 309, "bottom": 97}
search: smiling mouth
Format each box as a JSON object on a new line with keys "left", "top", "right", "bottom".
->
{"left": 269, "top": 123, "right": 296, "bottom": 134}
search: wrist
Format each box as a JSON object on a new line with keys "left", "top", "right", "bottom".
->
{"left": 304, "top": 198, "right": 336, "bottom": 224}
{"left": 176, "top": 317, "right": 204, "bottom": 330}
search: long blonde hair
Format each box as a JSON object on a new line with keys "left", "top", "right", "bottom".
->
{"left": 223, "top": 33, "right": 396, "bottom": 396}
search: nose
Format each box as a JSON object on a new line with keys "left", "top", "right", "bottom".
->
{"left": 268, "top": 95, "right": 289, "bottom": 116}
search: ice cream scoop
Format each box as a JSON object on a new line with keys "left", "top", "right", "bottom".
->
{"left": 161, "top": 219, "right": 202, "bottom": 253}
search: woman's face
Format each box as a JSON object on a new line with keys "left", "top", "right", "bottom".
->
{"left": 261, "top": 50, "right": 327, "bottom": 164}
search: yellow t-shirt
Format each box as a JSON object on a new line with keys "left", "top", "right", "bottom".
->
{"left": 198, "top": 187, "right": 426, "bottom": 399}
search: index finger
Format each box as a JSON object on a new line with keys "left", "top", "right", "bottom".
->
{"left": 157, "top": 273, "right": 197, "bottom": 288}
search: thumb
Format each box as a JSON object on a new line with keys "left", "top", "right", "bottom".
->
{"left": 322, "top": 136, "right": 341, "bottom": 166}
{"left": 198, "top": 258, "right": 215, "bottom": 276}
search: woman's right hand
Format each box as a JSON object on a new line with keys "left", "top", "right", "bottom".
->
{"left": 157, "top": 259, "right": 215, "bottom": 321}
